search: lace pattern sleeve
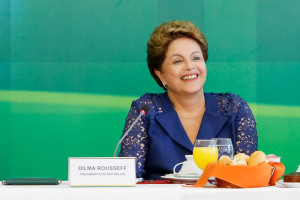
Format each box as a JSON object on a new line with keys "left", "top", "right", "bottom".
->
{"left": 234, "top": 97, "right": 258, "bottom": 155}
{"left": 216, "top": 93, "right": 258, "bottom": 156}
{"left": 118, "top": 100, "right": 149, "bottom": 178}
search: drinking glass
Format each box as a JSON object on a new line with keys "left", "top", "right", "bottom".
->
{"left": 193, "top": 139, "right": 218, "bottom": 171}
{"left": 212, "top": 138, "right": 234, "bottom": 160}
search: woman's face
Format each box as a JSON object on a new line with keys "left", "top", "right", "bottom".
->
{"left": 155, "top": 37, "right": 207, "bottom": 96}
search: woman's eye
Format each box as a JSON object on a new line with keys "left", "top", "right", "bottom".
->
{"left": 173, "top": 59, "right": 182, "bottom": 64}
{"left": 193, "top": 56, "right": 201, "bottom": 61}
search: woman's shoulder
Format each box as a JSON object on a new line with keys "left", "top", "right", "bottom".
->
{"left": 206, "top": 92, "right": 248, "bottom": 115}
{"left": 208, "top": 92, "right": 244, "bottom": 102}
{"left": 132, "top": 93, "right": 163, "bottom": 114}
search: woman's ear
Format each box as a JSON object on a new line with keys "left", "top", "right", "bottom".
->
{"left": 155, "top": 69, "right": 167, "bottom": 89}
{"left": 154, "top": 69, "right": 164, "bottom": 83}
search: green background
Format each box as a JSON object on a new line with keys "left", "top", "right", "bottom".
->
{"left": 0, "top": 0, "right": 299, "bottom": 180}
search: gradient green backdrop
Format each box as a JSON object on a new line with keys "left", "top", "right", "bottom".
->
{"left": 1, "top": 0, "right": 299, "bottom": 180}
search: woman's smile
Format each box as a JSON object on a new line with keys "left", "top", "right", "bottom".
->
{"left": 181, "top": 73, "right": 199, "bottom": 81}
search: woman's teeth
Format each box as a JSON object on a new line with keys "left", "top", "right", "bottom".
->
{"left": 182, "top": 75, "right": 197, "bottom": 80}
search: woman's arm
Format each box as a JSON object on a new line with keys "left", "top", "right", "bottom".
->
{"left": 118, "top": 100, "right": 149, "bottom": 178}
{"left": 234, "top": 97, "right": 258, "bottom": 155}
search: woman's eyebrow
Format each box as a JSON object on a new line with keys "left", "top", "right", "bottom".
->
{"left": 191, "top": 51, "right": 202, "bottom": 55}
{"left": 169, "top": 54, "right": 183, "bottom": 58}
{"left": 169, "top": 51, "right": 201, "bottom": 59}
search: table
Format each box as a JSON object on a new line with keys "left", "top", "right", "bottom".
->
{"left": 1, "top": 181, "right": 299, "bottom": 200}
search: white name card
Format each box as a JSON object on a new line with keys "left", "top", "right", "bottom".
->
{"left": 68, "top": 157, "right": 136, "bottom": 187}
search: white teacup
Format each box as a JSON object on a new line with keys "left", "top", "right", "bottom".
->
{"left": 173, "top": 155, "right": 202, "bottom": 177}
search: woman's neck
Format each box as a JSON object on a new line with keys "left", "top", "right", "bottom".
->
{"left": 167, "top": 91, "right": 206, "bottom": 116}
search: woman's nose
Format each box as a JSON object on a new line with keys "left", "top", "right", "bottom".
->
{"left": 185, "top": 60, "right": 195, "bottom": 70}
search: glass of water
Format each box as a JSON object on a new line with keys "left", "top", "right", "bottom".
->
{"left": 212, "top": 138, "right": 234, "bottom": 160}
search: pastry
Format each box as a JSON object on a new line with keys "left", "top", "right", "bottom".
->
{"left": 284, "top": 172, "right": 300, "bottom": 182}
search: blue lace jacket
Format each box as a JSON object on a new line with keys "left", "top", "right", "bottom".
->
{"left": 119, "top": 92, "right": 258, "bottom": 180}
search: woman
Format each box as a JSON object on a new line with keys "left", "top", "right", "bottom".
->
{"left": 118, "top": 20, "right": 257, "bottom": 180}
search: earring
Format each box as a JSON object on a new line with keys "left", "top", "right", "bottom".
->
{"left": 163, "top": 83, "right": 167, "bottom": 89}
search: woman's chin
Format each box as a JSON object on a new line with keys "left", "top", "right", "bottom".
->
{"left": 167, "top": 85, "right": 204, "bottom": 96}
{"left": 181, "top": 87, "right": 204, "bottom": 95}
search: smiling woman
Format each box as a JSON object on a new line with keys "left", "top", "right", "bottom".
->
{"left": 118, "top": 20, "right": 258, "bottom": 180}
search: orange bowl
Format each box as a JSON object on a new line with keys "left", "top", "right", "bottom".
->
{"left": 193, "top": 161, "right": 285, "bottom": 188}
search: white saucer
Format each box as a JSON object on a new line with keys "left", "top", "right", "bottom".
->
{"left": 279, "top": 181, "right": 300, "bottom": 188}
{"left": 173, "top": 174, "right": 201, "bottom": 178}
{"left": 161, "top": 174, "right": 200, "bottom": 184}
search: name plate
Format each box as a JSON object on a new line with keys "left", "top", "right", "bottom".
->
{"left": 68, "top": 157, "right": 136, "bottom": 187}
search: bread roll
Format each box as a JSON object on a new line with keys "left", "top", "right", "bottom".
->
{"left": 218, "top": 156, "right": 232, "bottom": 165}
{"left": 247, "top": 151, "right": 267, "bottom": 166}
{"left": 233, "top": 153, "right": 250, "bottom": 161}
{"left": 231, "top": 158, "right": 247, "bottom": 166}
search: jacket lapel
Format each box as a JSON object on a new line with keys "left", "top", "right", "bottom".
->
{"left": 155, "top": 110, "right": 194, "bottom": 151}
{"left": 197, "top": 110, "right": 228, "bottom": 140}
{"left": 197, "top": 93, "right": 228, "bottom": 139}
{"left": 155, "top": 93, "right": 193, "bottom": 151}
{"left": 155, "top": 92, "right": 229, "bottom": 152}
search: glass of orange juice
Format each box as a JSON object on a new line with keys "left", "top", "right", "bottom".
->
{"left": 193, "top": 139, "right": 218, "bottom": 171}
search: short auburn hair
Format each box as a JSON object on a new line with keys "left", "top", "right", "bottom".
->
{"left": 147, "top": 20, "right": 208, "bottom": 89}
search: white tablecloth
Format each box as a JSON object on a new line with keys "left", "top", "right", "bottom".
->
{"left": 0, "top": 181, "right": 299, "bottom": 200}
